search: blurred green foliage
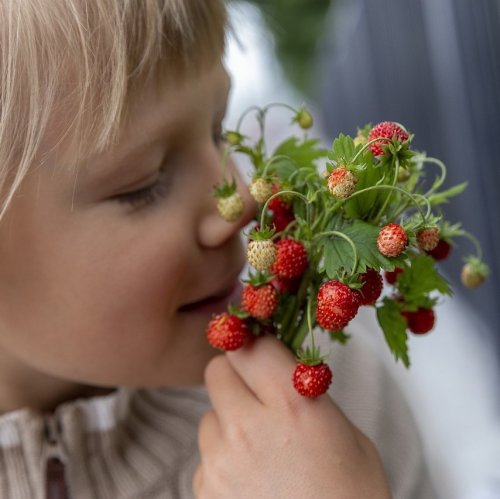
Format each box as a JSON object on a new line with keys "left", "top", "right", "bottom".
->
{"left": 244, "top": 0, "right": 333, "bottom": 95}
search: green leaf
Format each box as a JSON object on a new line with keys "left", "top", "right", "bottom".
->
{"left": 377, "top": 298, "right": 410, "bottom": 367}
{"left": 429, "top": 182, "right": 467, "bottom": 206}
{"left": 320, "top": 220, "right": 407, "bottom": 277}
{"left": 397, "top": 255, "right": 452, "bottom": 301}
{"left": 330, "top": 134, "right": 356, "bottom": 163}
{"left": 343, "top": 159, "right": 387, "bottom": 219}
{"left": 273, "top": 137, "right": 328, "bottom": 169}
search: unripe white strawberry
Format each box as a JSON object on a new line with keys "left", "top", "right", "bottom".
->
{"left": 247, "top": 239, "right": 276, "bottom": 272}
{"left": 461, "top": 257, "right": 489, "bottom": 288}
{"left": 295, "top": 108, "right": 313, "bottom": 129}
{"left": 327, "top": 167, "right": 358, "bottom": 199}
{"left": 249, "top": 178, "right": 274, "bottom": 203}
{"left": 416, "top": 227, "right": 440, "bottom": 252}
{"left": 216, "top": 192, "right": 244, "bottom": 222}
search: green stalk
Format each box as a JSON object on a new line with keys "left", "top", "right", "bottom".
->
{"left": 345, "top": 184, "right": 429, "bottom": 224}
{"left": 260, "top": 190, "right": 310, "bottom": 229}
{"left": 373, "top": 156, "right": 399, "bottom": 224}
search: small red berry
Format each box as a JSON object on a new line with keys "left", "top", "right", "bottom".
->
{"left": 426, "top": 239, "right": 452, "bottom": 261}
{"left": 359, "top": 268, "right": 383, "bottom": 305}
{"left": 368, "top": 121, "right": 409, "bottom": 156}
{"left": 316, "top": 280, "right": 362, "bottom": 331}
{"left": 271, "top": 275, "right": 301, "bottom": 294}
{"left": 377, "top": 223, "right": 408, "bottom": 257}
{"left": 384, "top": 267, "right": 404, "bottom": 285}
{"left": 271, "top": 238, "right": 308, "bottom": 279}
{"left": 416, "top": 227, "right": 440, "bottom": 252}
{"left": 268, "top": 191, "right": 295, "bottom": 232}
{"left": 402, "top": 308, "right": 435, "bottom": 334}
{"left": 206, "top": 313, "right": 248, "bottom": 351}
{"left": 241, "top": 284, "right": 279, "bottom": 320}
{"left": 293, "top": 362, "right": 333, "bottom": 398}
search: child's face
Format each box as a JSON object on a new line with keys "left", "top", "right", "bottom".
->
{"left": 0, "top": 62, "right": 255, "bottom": 390}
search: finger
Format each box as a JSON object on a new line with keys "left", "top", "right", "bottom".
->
{"left": 204, "top": 354, "right": 260, "bottom": 424}
{"left": 198, "top": 410, "right": 222, "bottom": 456}
{"left": 225, "top": 335, "right": 299, "bottom": 407}
{"left": 192, "top": 465, "right": 203, "bottom": 498}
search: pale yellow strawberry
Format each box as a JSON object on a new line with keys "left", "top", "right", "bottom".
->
{"left": 217, "top": 192, "right": 244, "bottom": 222}
{"left": 249, "top": 178, "right": 274, "bottom": 204}
{"left": 247, "top": 240, "right": 276, "bottom": 272}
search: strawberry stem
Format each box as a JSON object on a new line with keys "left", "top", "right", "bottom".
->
{"left": 373, "top": 156, "right": 400, "bottom": 224}
{"left": 260, "top": 190, "right": 310, "bottom": 229}
{"left": 344, "top": 184, "right": 429, "bottom": 224}
{"left": 459, "top": 231, "right": 483, "bottom": 260}
{"left": 235, "top": 105, "right": 262, "bottom": 133}
{"left": 261, "top": 154, "right": 294, "bottom": 178}
{"left": 421, "top": 156, "right": 447, "bottom": 196}
{"left": 351, "top": 136, "right": 398, "bottom": 163}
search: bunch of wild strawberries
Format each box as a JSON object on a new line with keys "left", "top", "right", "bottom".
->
{"left": 208, "top": 105, "right": 489, "bottom": 398}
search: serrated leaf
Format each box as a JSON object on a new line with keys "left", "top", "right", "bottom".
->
{"left": 377, "top": 299, "right": 410, "bottom": 367}
{"left": 320, "top": 220, "right": 407, "bottom": 277}
{"left": 397, "top": 255, "right": 452, "bottom": 301}
{"left": 343, "top": 158, "right": 387, "bottom": 219}
{"left": 273, "top": 137, "right": 328, "bottom": 168}
{"left": 330, "top": 134, "right": 356, "bottom": 163}
{"left": 428, "top": 182, "right": 467, "bottom": 206}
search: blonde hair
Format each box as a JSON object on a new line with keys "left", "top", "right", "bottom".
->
{"left": 0, "top": 0, "right": 227, "bottom": 220}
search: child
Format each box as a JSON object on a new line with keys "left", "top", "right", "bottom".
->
{"left": 0, "top": 1, "right": 434, "bottom": 497}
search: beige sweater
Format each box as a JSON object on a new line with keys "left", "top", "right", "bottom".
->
{"left": 0, "top": 332, "right": 437, "bottom": 499}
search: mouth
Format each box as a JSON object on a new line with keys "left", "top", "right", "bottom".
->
{"left": 177, "top": 277, "right": 243, "bottom": 315}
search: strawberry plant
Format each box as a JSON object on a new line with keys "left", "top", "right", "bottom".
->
{"left": 209, "top": 103, "right": 489, "bottom": 397}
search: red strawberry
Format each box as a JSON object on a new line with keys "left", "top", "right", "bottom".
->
{"left": 292, "top": 362, "right": 332, "bottom": 398}
{"left": 272, "top": 210, "right": 295, "bottom": 232}
{"left": 384, "top": 267, "right": 404, "bottom": 285}
{"left": 359, "top": 268, "right": 383, "bottom": 305}
{"left": 206, "top": 313, "right": 248, "bottom": 351}
{"left": 268, "top": 188, "right": 291, "bottom": 213}
{"left": 368, "top": 121, "right": 409, "bottom": 156}
{"left": 271, "top": 275, "right": 301, "bottom": 294}
{"left": 271, "top": 238, "right": 308, "bottom": 278}
{"left": 402, "top": 308, "right": 435, "bottom": 334}
{"left": 426, "top": 239, "right": 452, "bottom": 261}
{"left": 377, "top": 223, "right": 408, "bottom": 257}
{"left": 268, "top": 191, "right": 295, "bottom": 232}
{"left": 241, "top": 284, "right": 279, "bottom": 320}
{"left": 316, "top": 280, "right": 362, "bottom": 330}
{"left": 416, "top": 227, "right": 440, "bottom": 252}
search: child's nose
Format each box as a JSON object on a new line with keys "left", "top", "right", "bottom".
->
{"left": 197, "top": 161, "right": 258, "bottom": 248}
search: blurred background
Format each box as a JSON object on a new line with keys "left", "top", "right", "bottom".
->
{"left": 224, "top": 1, "right": 500, "bottom": 498}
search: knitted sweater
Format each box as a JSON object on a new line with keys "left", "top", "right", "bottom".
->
{"left": 0, "top": 331, "right": 437, "bottom": 499}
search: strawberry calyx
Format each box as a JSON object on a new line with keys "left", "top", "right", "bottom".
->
{"left": 295, "top": 345, "right": 328, "bottom": 366}
{"left": 248, "top": 225, "right": 275, "bottom": 241}
{"left": 224, "top": 130, "right": 245, "bottom": 146}
{"left": 212, "top": 177, "right": 238, "bottom": 199}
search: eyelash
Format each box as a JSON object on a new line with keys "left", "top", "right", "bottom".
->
{"left": 116, "top": 124, "right": 226, "bottom": 209}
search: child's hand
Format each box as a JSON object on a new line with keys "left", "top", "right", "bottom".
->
{"left": 194, "top": 335, "right": 391, "bottom": 499}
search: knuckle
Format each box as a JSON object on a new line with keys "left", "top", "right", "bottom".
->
{"left": 204, "top": 354, "right": 229, "bottom": 386}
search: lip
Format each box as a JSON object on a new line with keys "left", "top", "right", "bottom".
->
{"left": 177, "top": 278, "right": 243, "bottom": 315}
